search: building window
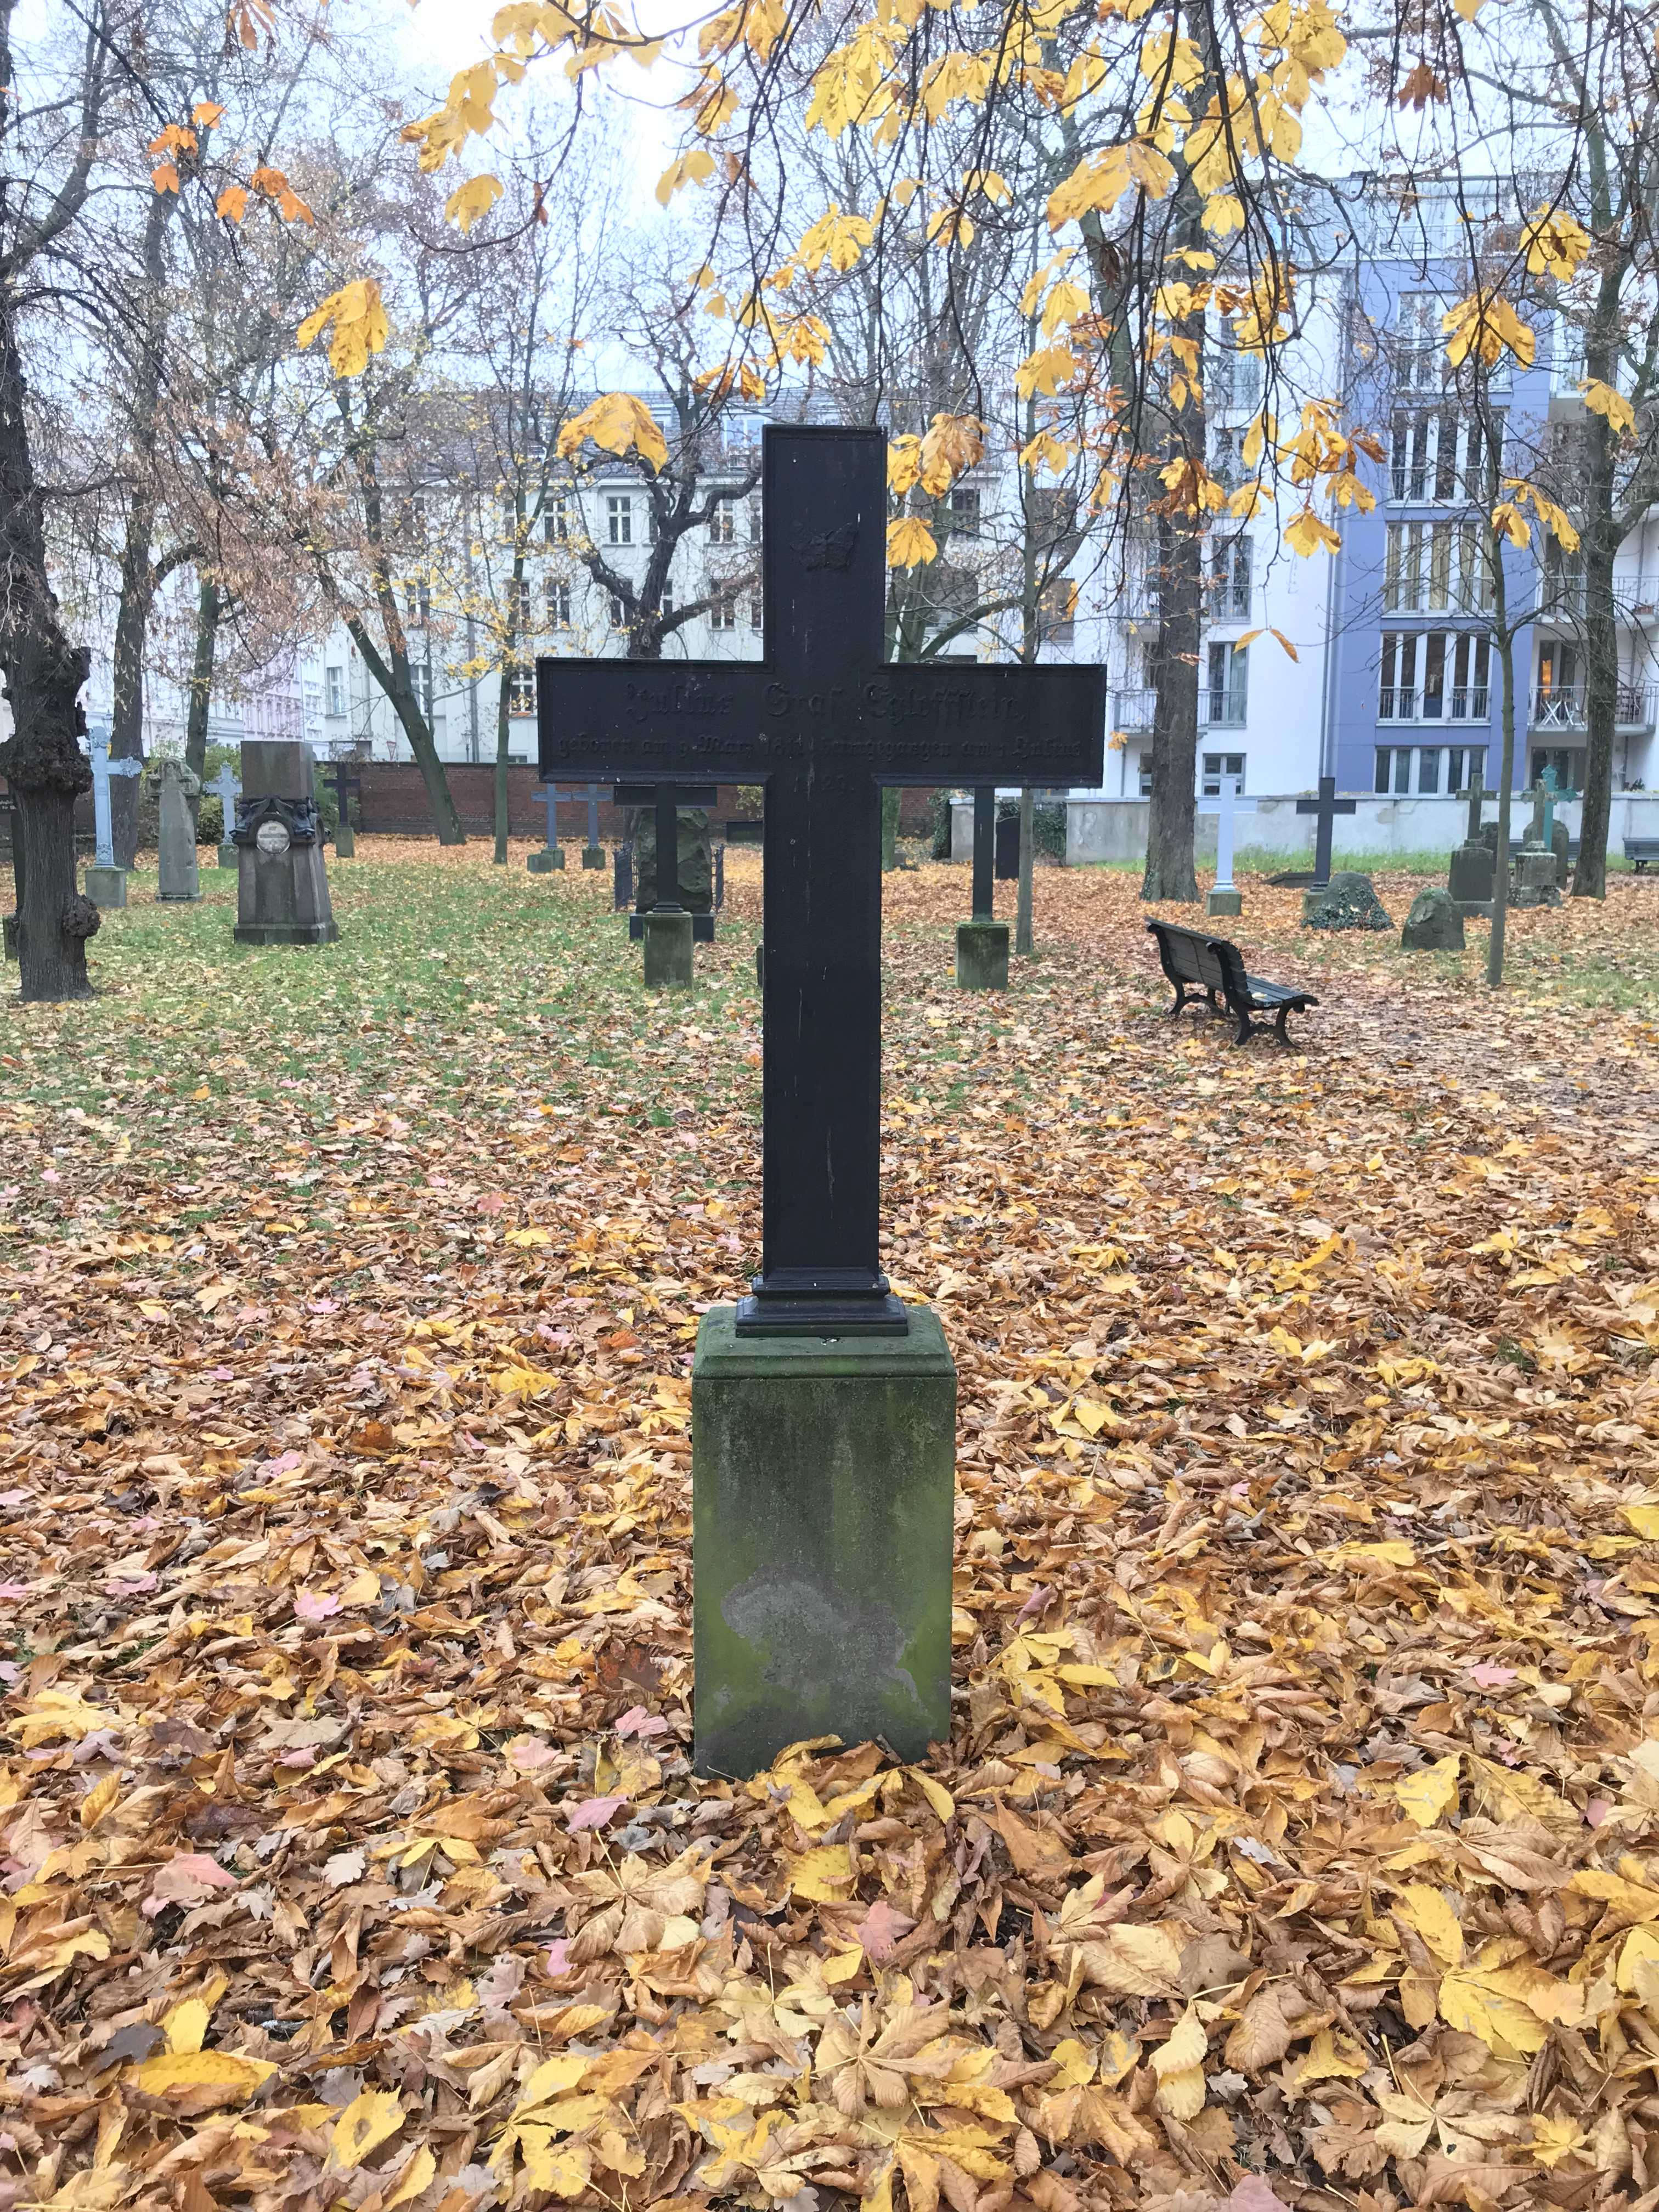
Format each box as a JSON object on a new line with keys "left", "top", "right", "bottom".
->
{"left": 606, "top": 495, "right": 632, "bottom": 546}
{"left": 1137, "top": 758, "right": 1154, "bottom": 798}
{"left": 609, "top": 594, "right": 627, "bottom": 629}
{"left": 1207, "top": 341, "right": 1261, "bottom": 415}
{"left": 507, "top": 663, "right": 534, "bottom": 715}
{"left": 548, "top": 577, "right": 571, "bottom": 629}
{"left": 749, "top": 594, "right": 763, "bottom": 633}
{"left": 709, "top": 591, "right": 736, "bottom": 632}
{"left": 1201, "top": 751, "right": 1245, "bottom": 795}
{"left": 405, "top": 580, "right": 430, "bottom": 628}
{"left": 546, "top": 494, "right": 569, "bottom": 545}
{"left": 1209, "top": 535, "right": 1251, "bottom": 619}
{"left": 1390, "top": 410, "right": 1502, "bottom": 503}
{"left": 501, "top": 494, "right": 520, "bottom": 544}
{"left": 507, "top": 575, "right": 530, "bottom": 635}
{"left": 1417, "top": 746, "right": 1442, "bottom": 793}
{"left": 948, "top": 486, "right": 981, "bottom": 539}
{"left": 1545, "top": 540, "right": 1587, "bottom": 620}
{"left": 1379, "top": 631, "right": 1491, "bottom": 721}
{"left": 325, "top": 664, "right": 346, "bottom": 718}
{"left": 710, "top": 495, "right": 738, "bottom": 545}
{"left": 1039, "top": 578, "right": 1076, "bottom": 647}
{"left": 1202, "top": 641, "right": 1248, "bottom": 726}
{"left": 1396, "top": 291, "right": 1445, "bottom": 394}
{"left": 748, "top": 496, "right": 763, "bottom": 544}
{"left": 411, "top": 662, "right": 433, "bottom": 723}
{"left": 1375, "top": 746, "right": 1415, "bottom": 793}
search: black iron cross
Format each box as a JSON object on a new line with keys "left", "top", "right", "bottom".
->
{"left": 323, "top": 760, "right": 362, "bottom": 828}
{"left": 970, "top": 787, "right": 996, "bottom": 918}
{"left": 538, "top": 425, "right": 1103, "bottom": 1335}
{"left": 616, "top": 781, "right": 718, "bottom": 913}
{"left": 1296, "top": 775, "right": 1357, "bottom": 888}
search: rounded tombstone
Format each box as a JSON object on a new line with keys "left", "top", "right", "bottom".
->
{"left": 1401, "top": 884, "right": 1465, "bottom": 952}
{"left": 256, "top": 818, "right": 291, "bottom": 856}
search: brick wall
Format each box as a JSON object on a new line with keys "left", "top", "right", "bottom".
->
{"left": 354, "top": 764, "right": 938, "bottom": 840}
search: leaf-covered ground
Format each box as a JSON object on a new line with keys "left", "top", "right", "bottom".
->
{"left": 5, "top": 845, "right": 1659, "bottom": 2212}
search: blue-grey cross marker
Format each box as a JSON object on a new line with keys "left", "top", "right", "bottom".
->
{"left": 552, "top": 781, "right": 603, "bottom": 852}
{"left": 531, "top": 781, "right": 558, "bottom": 856}
{"left": 207, "top": 762, "right": 240, "bottom": 848}
{"left": 88, "top": 728, "right": 142, "bottom": 871}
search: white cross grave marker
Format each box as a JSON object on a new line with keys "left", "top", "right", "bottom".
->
{"left": 86, "top": 729, "right": 143, "bottom": 906}
{"left": 1197, "top": 774, "right": 1257, "bottom": 918}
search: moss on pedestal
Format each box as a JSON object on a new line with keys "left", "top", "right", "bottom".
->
{"left": 691, "top": 1305, "right": 956, "bottom": 1778}
{"left": 955, "top": 919, "right": 1009, "bottom": 990}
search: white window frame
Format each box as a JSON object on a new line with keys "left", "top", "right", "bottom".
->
{"left": 606, "top": 494, "right": 633, "bottom": 547}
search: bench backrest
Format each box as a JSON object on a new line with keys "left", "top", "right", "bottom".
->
{"left": 1147, "top": 919, "right": 1248, "bottom": 1001}
{"left": 1626, "top": 838, "right": 1659, "bottom": 856}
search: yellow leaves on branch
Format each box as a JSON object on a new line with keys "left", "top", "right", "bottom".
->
{"left": 805, "top": 20, "right": 903, "bottom": 138}
{"left": 657, "top": 148, "right": 715, "bottom": 205}
{"left": 680, "top": 66, "right": 739, "bottom": 136}
{"left": 699, "top": 0, "right": 787, "bottom": 63}
{"left": 1442, "top": 292, "right": 1535, "bottom": 373}
{"left": 297, "top": 279, "right": 390, "bottom": 380}
{"left": 887, "top": 516, "right": 939, "bottom": 569}
{"left": 556, "top": 392, "right": 668, "bottom": 474}
{"left": 216, "top": 165, "right": 315, "bottom": 227}
{"left": 693, "top": 361, "right": 769, "bottom": 402}
{"left": 1284, "top": 505, "right": 1341, "bottom": 557}
{"left": 1521, "top": 204, "right": 1591, "bottom": 280}
{"left": 1047, "top": 139, "right": 1175, "bottom": 232}
{"left": 888, "top": 415, "right": 984, "bottom": 498}
{"left": 1491, "top": 478, "right": 1580, "bottom": 553}
{"left": 1020, "top": 430, "right": 1077, "bottom": 477}
{"left": 1582, "top": 377, "right": 1635, "bottom": 435}
{"left": 445, "top": 175, "right": 505, "bottom": 232}
{"left": 797, "top": 204, "right": 875, "bottom": 275}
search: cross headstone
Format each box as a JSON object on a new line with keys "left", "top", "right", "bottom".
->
{"left": 207, "top": 763, "right": 241, "bottom": 870}
{"left": 528, "top": 782, "right": 566, "bottom": 873}
{"left": 537, "top": 424, "right": 1102, "bottom": 1776}
{"left": 86, "top": 728, "right": 143, "bottom": 909}
{"left": 323, "top": 760, "right": 362, "bottom": 858}
{"left": 1449, "top": 759, "right": 1494, "bottom": 916}
{"left": 618, "top": 779, "right": 719, "bottom": 974}
{"left": 560, "top": 781, "right": 606, "bottom": 867}
{"left": 1198, "top": 775, "right": 1258, "bottom": 918}
{"left": 233, "top": 740, "right": 340, "bottom": 945}
{"left": 958, "top": 786, "right": 1009, "bottom": 987}
{"left": 1295, "top": 775, "right": 1357, "bottom": 888}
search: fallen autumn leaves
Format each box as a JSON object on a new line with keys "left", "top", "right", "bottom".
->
{"left": 2, "top": 847, "right": 1659, "bottom": 2212}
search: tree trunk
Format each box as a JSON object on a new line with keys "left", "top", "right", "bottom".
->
{"left": 493, "top": 653, "right": 513, "bottom": 867}
{"left": 183, "top": 574, "right": 222, "bottom": 829}
{"left": 881, "top": 787, "right": 901, "bottom": 870}
{"left": 0, "top": 296, "right": 99, "bottom": 1000}
{"left": 108, "top": 185, "right": 177, "bottom": 869}
{"left": 1143, "top": 512, "right": 1202, "bottom": 901}
{"left": 1015, "top": 786, "right": 1034, "bottom": 955}
{"left": 343, "top": 616, "right": 465, "bottom": 844}
{"left": 1574, "top": 413, "right": 1617, "bottom": 899}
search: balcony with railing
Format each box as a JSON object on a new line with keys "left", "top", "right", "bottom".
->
{"left": 1378, "top": 685, "right": 1491, "bottom": 723}
{"left": 1200, "top": 686, "right": 1248, "bottom": 728}
{"left": 1530, "top": 684, "right": 1657, "bottom": 732}
{"left": 1111, "top": 686, "right": 1158, "bottom": 733}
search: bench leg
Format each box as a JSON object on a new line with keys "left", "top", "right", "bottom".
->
{"left": 1232, "top": 1011, "right": 1256, "bottom": 1047}
{"left": 1272, "top": 1003, "right": 1295, "bottom": 1047}
{"left": 1167, "top": 983, "right": 1198, "bottom": 1019}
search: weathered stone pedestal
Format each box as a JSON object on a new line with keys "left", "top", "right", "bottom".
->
{"left": 335, "top": 821, "right": 356, "bottom": 859}
{"left": 956, "top": 918, "right": 1009, "bottom": 989}
{"left": 1206, "top": 886, "right": 1243, "bottom": 919}
{"left": 85, "top": 866, "right": 128, "bottom": 910}
{"left": 216, "top": 843, "right": 237, "bottom": 872}
{"left": 641, "top": 910, "right": 693, "bottom": 988}
{"left": 582, "top": 845, "right": 606, "bottom": 870}
{"left": 1402, "top": 885, "right": 1465, "bottom": 951}
{"left": 233, "top": 740, "right": 338, "bottom": 946}
{"left": 1513, "top": 847, "right": 1561, "bottom": 910}
{"left": 527, "top": 846, "right": 565, "bottom": 873}
{"left": 691, "top": 1305, "right": 955, "bottom": 1777}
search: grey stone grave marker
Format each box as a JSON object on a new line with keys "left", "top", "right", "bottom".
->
{"left": 156, "top": 758, "right": 202, "bottom": 902}
{"left": 1199, "top": 774, "right": 1256, "bottom": 919}
{"left": 1449, "top": 761, "right": 1494, "bottom": 916}
{"left": 232, "top": 741, "right": 338, "bottom": 945}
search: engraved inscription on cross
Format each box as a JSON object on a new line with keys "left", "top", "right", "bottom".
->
{"left": 538, "top": 425, "right": 1104, "bottom": 1335}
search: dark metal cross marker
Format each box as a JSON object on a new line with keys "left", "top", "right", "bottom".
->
{"left": 538, "top": 424, "right": 1103, "bottom": 1335}
{"left": 1295, "top": 775, "right": 1357, "bottom": 888}
{"left": 323, "top": 760, "right": 362, "bottom": 832}
{"left": 971, "top": 787, "right": 996, "bottom": 919}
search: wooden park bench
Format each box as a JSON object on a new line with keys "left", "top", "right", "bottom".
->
{"left": 1625, "top": 837, "right": 1659, "bottom": 873}
{"left": 1146, "top": 918, "right": 1318, "bottom": 1047}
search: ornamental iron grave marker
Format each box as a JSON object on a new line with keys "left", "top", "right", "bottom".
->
{"left": 85, "top": 728, "right": 143, "bottom": 909}
{"left": 957, "top": 787, "right": 1008, "bottom": 989}
{"left": 323, "top": 760, "right": 362, "bottom": 858}
{"left": 538, "top": 426, "right": 1103, "bottom": 1335}
{"left": 527, "top": 782, "right": 566, "bottom": 873}
{"left": 206, "top": 763, "right": 241, "bottom": 871}
{"left": 1295, "top": 775, "right": 1357, "bottom": 890}
{"left": 232, "top": 741, "right": 339, "bottom": 946}
{"left": 537, "top": 425, "right": 1103, "bottom": 1775}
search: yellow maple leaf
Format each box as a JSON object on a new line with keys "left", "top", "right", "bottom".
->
{"left": 296, "top": 279, "right": 390, "bottom": 380}
{"left": 126, "top": 2051, "right": 276, "bottom": 2104}
{"left": 887, "top": 516, "right": 939, "bottom": 569}
{"left": 1395, "top": 1754, "right": 1460, "bottom": 1830}
{"left": 216, "top": 183, "right": 249, "bottom": 222}
{"left": 1284, "top": 505, "right": 1341, "bottom": 557}
{"left": 556, "top": 392, "right": 668, "bottom": 473}
{"left": 656, "top": 147, "right": 715, "bottom": 204}
{"left": 1581, "top": 378, "right": 1635, "bottom": 435}
{"left": 788, "top": 1843, "right": 857, "bottom": 1900}
{"left": 332, "top": 2087, "right": 404, "bottom": 2169}
{"left": 1393, "top": 1882, "right": 1464, "bottom": 1966}
{"left": 445, "top": 174, "right": 504, "bottom": 232}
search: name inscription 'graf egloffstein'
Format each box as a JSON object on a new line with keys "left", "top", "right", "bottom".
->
{"left": 539, "top": 423, "right": 1104, "bottom": 1335}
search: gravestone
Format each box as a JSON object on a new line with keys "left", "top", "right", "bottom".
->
{"left": 323, "top": 761, "right": 362, "bottom": 858}
{"left": 206, "top": 763, "right": 241, "bottom": 870}
{"left": 1513, "top": 775, "right": 1562, "bottom": 909}
{"left": 1402, "top": 885, "right": 1465, "bottom": 951}
{"left": 1449, "top": 763, "right": 1494, "bottom": 916}
{"left": 994, "top": 803, "right": 1019, "bottom": 881}
{"left": 84, "top": 729, "right": 143, "bottom": 909}
{"left": 1302, "top": 870, "right": 1392, "bottom": 931}
{"left": 1199, "top": 776, "right": 1256, "bottom": 919}
{"left": 538, "top": 424, "right": 1103, "bottom": 1776}
{"left": 613, "top": 842, "right": 633, "bottom": 910}
{"left": 634, "top": 802, "right": 714, "bottom": 916}
{"left": 1295, "top": 775, "right": 1358, "bottom": 888}
{"left": 957, "top": 787, "right": 1008, "bottom": 989}
{"left": 156, "top": 758, "right": 202, "bottom": 902}
{"left": 232, "top": 740, "right": 338, "bottom": 945}
{"left": 528, "top": 783, "right": 566, "bottom": 872}
{"left": 572, "top": 782, "right": 606, "bottom": 868}
{"left": 625, "top": 784, "right": 716, "bottom": 985}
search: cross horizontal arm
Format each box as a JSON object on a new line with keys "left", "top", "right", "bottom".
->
{"left": 538, "top": 657, "right": 1104, "bottom": 788}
